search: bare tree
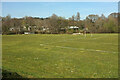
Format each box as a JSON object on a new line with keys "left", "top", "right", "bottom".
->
{"left": 76, "top": 12, "right": 80, "bottom": 21}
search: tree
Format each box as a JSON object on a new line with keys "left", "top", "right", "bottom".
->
{"left": 76, "top": 12, "right": 80, "bottom": 21}
{"left": 51, "top": 14, "right": 58, "bottom": 20}
{"left": 2, "top": 14, "right": 12, "bottom": 34}
{"left": 2, "top": 13, "right": 119, "bottom": 34}
{"left": 108, "top": 13, "right": 118, "bottom": 19}
{"left": 101, "top": 14, "right": 106, "bottom": 20}
{"left": 0, "top": 16, "right": 2, "bottom": 34}
{"left": 85, "top": 15, "right": 99, "bottom": 33}
{"left": 71, "top": 15, "right": 75, "bottom": 21}
{"left": 95, "top": 14, "right": 106, "bottom": 32}
{"left": 49, "top": 14, "right": 59, "bottom": 33}
{"left": 86, "top": 14, "right": 99, "bottom": 23}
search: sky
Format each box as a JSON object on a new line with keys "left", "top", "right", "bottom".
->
{"left": 2, "top": 2, "right": 118, "bottom": 20}
{"left": 1, "top": 0, "right": 119, "bottom": 2}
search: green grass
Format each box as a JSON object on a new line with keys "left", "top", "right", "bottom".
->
{"left": 2, "top": 34, "right": 118, "bottom": 78}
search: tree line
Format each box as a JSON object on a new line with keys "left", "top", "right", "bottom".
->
{"left": 1, "top": 12, "right": 119, "bottom": 34}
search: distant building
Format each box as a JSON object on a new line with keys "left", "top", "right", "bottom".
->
{"left": 9, "top": 27, "right": 15, "bottom": 31}
{"left": 24, "top": 32, "right": 35, "bottom": 34}
{"left": 68, "top": 26, "right": 79, "bottom": 29}
{"left": 68, "top": 26, "right": 79, "bottom": 33}
{"left": 9, "top": 27, "right": 21, "bottom": 32}
{"left": 23, "top": 26, "right": 37, "bottom": 31}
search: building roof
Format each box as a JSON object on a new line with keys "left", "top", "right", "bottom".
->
{"left": 68, "top": 26, "right": 79, "bottom": 29}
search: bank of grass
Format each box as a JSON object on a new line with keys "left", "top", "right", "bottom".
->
{"left": 2, "top": 33, "right": 118, "bottom": 78}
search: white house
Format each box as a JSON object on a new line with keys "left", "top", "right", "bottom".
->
{"left": 68, "top": 26, "right": 79, "bottom": 29}
{"left": 9, "top": 27, "right": 15, "bottom": 31}
{"left": 24, "top": 32, "right": 35, "bottom": 34}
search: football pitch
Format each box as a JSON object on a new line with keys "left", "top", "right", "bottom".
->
{"left": 2, "top": 34, "right": 118, "bottom": 78}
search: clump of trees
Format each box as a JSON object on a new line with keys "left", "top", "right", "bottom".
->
{"left": 1, "top": 12, "right": 119, "bottom": 35}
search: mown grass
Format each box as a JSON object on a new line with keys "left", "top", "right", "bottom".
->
{"left": 2, "top": 34, "right": 118, "bottom": 78}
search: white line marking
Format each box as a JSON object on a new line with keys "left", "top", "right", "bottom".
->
{"left": 40, "top": 43, "right": 118, "bottom": 54}
{"left": 39, "top": 35, "right": 118, "bottom": 54}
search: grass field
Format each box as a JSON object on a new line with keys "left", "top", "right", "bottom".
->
{"left": 2, "top": 34, "right": 118, "bottom": 78}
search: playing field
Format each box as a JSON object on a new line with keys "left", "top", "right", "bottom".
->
{"left": 2, "top": 34, "right": 118, "bottom": 78}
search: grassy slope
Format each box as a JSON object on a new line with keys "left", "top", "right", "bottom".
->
{"left": 2, "top": 34, "right": 118, "bottom": 78}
